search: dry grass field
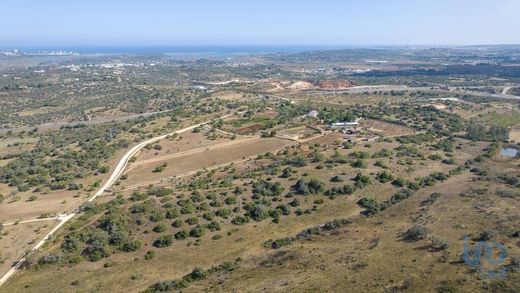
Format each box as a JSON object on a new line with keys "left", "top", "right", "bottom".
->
{"left": 122, "top": 137, "right": 292, "bottom": 189}
{"left": 4, "top": 126, "right": 511, "bottom": 293}
{"left": 0, "top": 222, "right": 54, "bottom": 280}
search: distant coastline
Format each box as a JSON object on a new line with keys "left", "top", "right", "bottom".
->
{"left": 0, "top": 45, "right": 359, "bottom": 56}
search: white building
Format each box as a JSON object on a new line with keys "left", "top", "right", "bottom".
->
{"left": 329, "top": 117, "right": 362, "bottom": 131}
{"left": 307, "top": 110, "right": 319, "bottom": 118}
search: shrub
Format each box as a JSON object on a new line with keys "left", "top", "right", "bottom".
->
{"left": 476, "top": 229, "right": 496, "bottom": 241}
{"left": 325, "top": 184, "right": 357, "bottom": 196}
{"left": 224, "top": 197, "right": 237, "bottom": 205}
{"left": 293, "top": 178, "right": 324, "bottom": 195}
{"left": 121, "top": 240, "right": 142, "bottom": 252}
{"left": 231, "top": 215, "right": 250, "bottom": 225}
{"left": 153, "top": 163, "right": 168, "bottom": 173}
{"left": 189, "top": 225, "right": 206, "bottom": 238}
{"left": 403, "top": 225, "right": 428, "bottom": 242}
{"left": 429, "top": 235, "right": 449, "bottom": 251}
{"left": 144, "top": 250, "right": 155, "bottom": 260}
{"left": 149, "top": 210, "right": 165, "bottom": 222}
{"left": 202, "top": 212, "right": 215, "bottom": 221}
{"left": 374, "top": 160, "right": 388, "bottom": 169}
{"left": 353, "top": 173, "right": 371, "bottom": 188}
{"left": 264, "top": 237, "right": 296, "bottom": 249}
{"left": 62, "top": 235, "right": 80, "bottom": 252}
{"left": 186, "top": 267, "right": 208, "bottom": 281}
{"left": 243, "top": 203, "right": 269, "bottom": 221}
{"left": 289, "top": 198, "right": 300, "bottom": 207}
{"left": 252, "top": 180, "right": 284, "bottom": 197}
{"left": 351, "top": 159, "right": 367, "bottom": 168}
{"left": 357, "top": 197, "right": 379, "bottom": 215}
{"left": 207, "top": 221, "right": 221, "bottom": 231}
{"left": 153, "top": 235, "right": 173, "bottom": 248}
{"left": 38, "top": 254, "right": 62, "bottom": 265}
{"left": 172, "top": 219, "right": 183, "bottom": 228}
{"left": 153, "top": 224, "right": 167, "bottom": 233}
{"left": 376, "top": 171, "right": 394, "bottom": 183}
{"left": 174, "top": 230, "right": 188, "bottom": 240}
{"left": 99, "top": 166, "right": 109, "bottom": 174}
{"left": 391, "top": 178, "right": 407, "bottom": 187}
{"left": 186, "top": 217, "right": 199, "bottom": 225}
{"left": 148, "top": 186, "right": 174, "bottom": 197}
{"left": 286, "top": 155, "right": 307, "bottom": 167}
{"left": 165, "top": 208, "right": 179, "bottom": 219}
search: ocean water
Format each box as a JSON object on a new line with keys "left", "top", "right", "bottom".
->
{"left": 2, "top": 45, "right": 350, "bottom": 56}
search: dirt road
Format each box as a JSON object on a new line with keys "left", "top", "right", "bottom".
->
{"left": 0, "top": 114, "right": 231, "bottom": 286}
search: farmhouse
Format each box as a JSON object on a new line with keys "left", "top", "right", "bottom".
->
{"left": 307, "top": 110, "right": 319, "bottom": 118}
{"left": 329, "top": 117, "right": 362, "bottom": 131}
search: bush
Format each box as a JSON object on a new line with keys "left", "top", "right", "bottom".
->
{"left": 391, "top": 178, "right": 407, "bottom": 187}
{"left": 351, "top": 159, "right": 367, "bottom": 168}
{"left": 149, "top": 210, "right": 165, "bottom": 222}
{"left": 172, "top": 219, "right": 183, "bottom": 228}
{"left": 224, "top": 197, "right": 237, "bottom": 205}
{"left": 202, "top": 212, "right": 215, "bottom": 221}
{"left": 376, "top": 171, "right": 394, "bottom": 183}
{"left": 153, "top": 163, "right": 168, "bottom": 173}
{"left": 38, "top": 254, "right": 62, "bottom": 265}
{"left": 153, "top": 235, "right": 173, "bottom": 248}
{"left": 252, "top": 180, "right": 284, "bottom": 197}
{"left": 121, "top": 240, "right": 142, "bottom": 252}
{"left": 429, "top": 235, "right": 449, "bottom": 251}
{"left": 189, "top": 225, "right": 206, "bottom": 237}
{"left": 174, "top": 230, "right": 188, "bottom": 240}
{"left": 325, "top": 184, "right": 357, "bottom": 196}
{"left": 144, "top": 250, "right": 155, "bottom": 260}
{"left": 476, "top": 229, "right": 496, "bottom": 241}
{"left": 289, "top": 198, "right": 300, "bottom": 207}
{"left": 357, "top": 197, "right": 379, "bottom": 215}
{"left": 231, "top": 215, "right": 250, "bottom": 225}
{"left": 243, "top": 203, "right": 269, "bottom": 221}
{"left": 99, "top": 166, "right": 110, "bottom": 174}
{"left": 61, "top": 235, "right": 80, "bottom": 252}
{"left": 186, "top": 267, "right": 208, "bottom": 281}
{"left": 207, "top": 221, "right": 221, "bottom": 231}
{"left": 353, "top": 173, "right": 371, "bottom": 188}
{"left": 153, "top": 224, "right": 167, "bottom": 233}
{"left": 286, "top": 155, "right": 307, "bottom": 167}
{"left": 264, "top": 237, "right": 296, "bottom": 249}
{"left": 148, "top": 187, "right": 173, "bottom": 197}
{"left": 403, "top": 225, "right": 428, "bottom": 242}
{"left": 293, "top": 178, "right": 325, "bottom": 195}
{"left": 165, "top": 208, "right": 179, "bottom": 219}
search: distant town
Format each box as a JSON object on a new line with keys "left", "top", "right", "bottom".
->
{"left": 0, "top": 49, "right": 79, "bottom": 57}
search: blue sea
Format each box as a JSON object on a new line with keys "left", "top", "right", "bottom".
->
{"left": 1, "top": 45, "right": 357, "bottom": 56}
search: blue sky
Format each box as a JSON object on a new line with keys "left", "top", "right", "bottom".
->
{"left": 2, "top": 0, "right": 520, "bottom": 47}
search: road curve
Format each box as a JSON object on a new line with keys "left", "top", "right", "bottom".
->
{"left": 0, "top": 114, "right": 231, "bottom": 287}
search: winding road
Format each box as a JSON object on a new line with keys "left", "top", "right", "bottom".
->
{"left": 0, "top": 114, "right": 231, "bottom": 286}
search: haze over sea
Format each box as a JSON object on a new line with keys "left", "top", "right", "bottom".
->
{"left": 1, "top": 45, "right": 359, "bottom": 56}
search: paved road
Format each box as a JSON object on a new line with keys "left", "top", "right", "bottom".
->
{"left": 0, "top": 114, "right": 231, "bottom": 287}
{"left": 303, "top": 85, "right": 520, "bottom": 100}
